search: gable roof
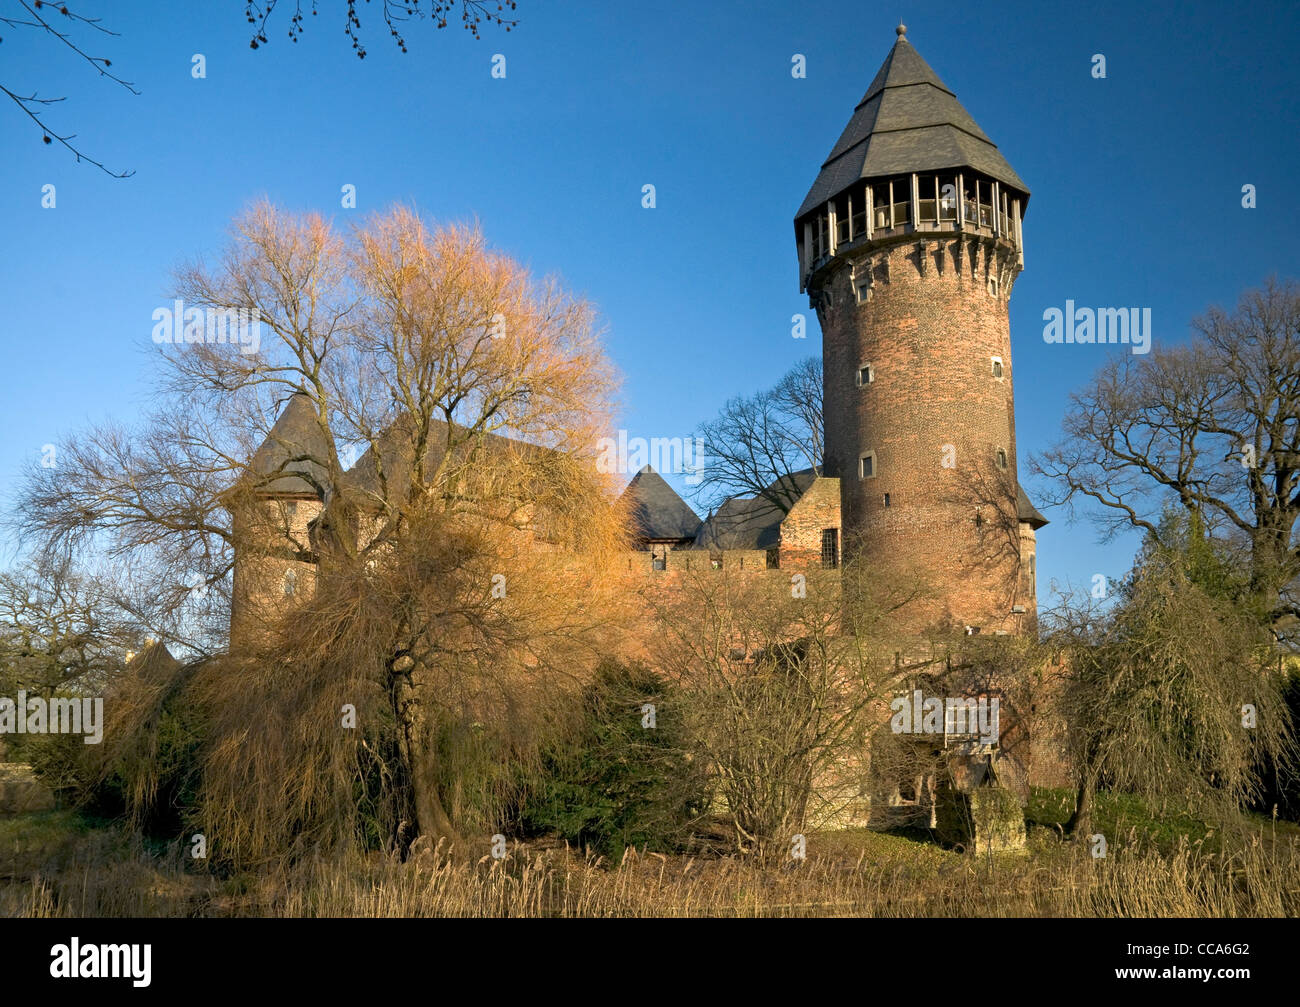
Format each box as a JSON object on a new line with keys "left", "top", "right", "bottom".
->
{"left": 694, "top": 495, "right": 785, "bottom": 551}
{"left": 796, "top": 26, "right": 1029, "bottom": 222}
{"left": 337, "top": 413, "right": 552, "bottom": 508}
{"left": 692, "top": 468, "right": 821, "bottom": 551}
{"left": 247, "top": 392, "right": 336, "bottom": 497}
{"left": 620, "top": 466, "right": 702, "bottom": 541}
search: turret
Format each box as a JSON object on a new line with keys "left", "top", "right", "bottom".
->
{"left": 796, "top": 25, "right": 1042, "bottom": 633}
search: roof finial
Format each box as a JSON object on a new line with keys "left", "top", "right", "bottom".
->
{"left": 896, "top": 23, "right": 907, "bottom": 38}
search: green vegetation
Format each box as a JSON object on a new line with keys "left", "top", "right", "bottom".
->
{"left": 518, "top": 660, "right": 708, "bottom": 858}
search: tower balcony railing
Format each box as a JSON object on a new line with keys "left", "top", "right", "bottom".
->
{"left": 803, "top": 188, "right": 1023, "bottom": 287}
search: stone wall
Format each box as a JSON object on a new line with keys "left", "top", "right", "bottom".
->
{"left": 229, "top": 495, "right": 321, "bottom": 649}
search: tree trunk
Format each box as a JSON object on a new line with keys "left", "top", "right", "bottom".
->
{"left": 387, "top": 657, "right": 465, "bottom": 860}
{"left": 1065, "top": 764, "right": 1098, "bottom": 837}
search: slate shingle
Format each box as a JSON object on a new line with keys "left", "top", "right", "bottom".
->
{"left": 620, "top": 466, "right": 702, "bottom": 541}
{"left": 796, "top": 30, "right": 1029, "bottom": 221}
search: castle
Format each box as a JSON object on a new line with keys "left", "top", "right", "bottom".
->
{"left": 227, "top": 27, "right": 1050, "bottom": 834}
{"left": 231, "top": 20, "right": 1047, "bottom": 651}
{"left": 610, "top": 24, "right": 1047, "bottom": 632}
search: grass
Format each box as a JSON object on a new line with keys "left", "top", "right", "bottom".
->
{"left": 3, "top": 789, "right": 1298, "bottom": 917}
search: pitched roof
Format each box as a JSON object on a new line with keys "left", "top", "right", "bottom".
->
{"left": 694, "top": 495, "right": 785, "bottom": 551}
{"left": 620, "top": 466, "right": 702, "bottom": 541}
{"left": 1017, "top": 486, "right": 1049, "bottom": 530}
{"left": 692, "top": 468, "right": 821, "bottom": 551}
{"left": 126, "top": 640, "right": 181, "bottom": 681}
{"left": 248, "top": 392, "right": 336, "bottom": 497}
{"left": 796, "top": 26, "right": 1029, "bottom": 221}
{"left": 337, "top": 413, "right": 550, "bottom": 507}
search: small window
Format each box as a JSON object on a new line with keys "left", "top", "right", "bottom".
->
{"left": 859, "top": 451, "right": 876, "bottom": 479}
{"left": 996, "top": 448, "right": 1008, "bottom": 470}
{"left": 991, "top": 356, "right": 1004, "bottom": 378}
{"left": 651, "top": 545, "right": 667, "bottom": 571}
{"left": 821, "top": 528, "right": 839, "bottom": 569}
{"left": 282, "top": 569, "right": 298, "bottom": 597}
{"left": 710, "top": 554, "right": 722, "bottom": 570}
{"left": 765, "top": 548, "right": 780, "bottom": 570}
{"left": 884, "top": 492, "right": 891, "bottom": 507}
{"left": 988, "top": 276, "right": 1000, "bottom": 298}
{"left": 857, "top": 363, "right": 874, "bottom": 387}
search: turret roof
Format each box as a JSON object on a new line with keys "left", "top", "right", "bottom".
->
{"left": 247, "top": 391, "right": 336, "bottom": 497}
{"left": 796, "top": 26, "right": 1029, "bottom": 221}
{"left": 619, "top": 466, "right": 703, "bottom": 542}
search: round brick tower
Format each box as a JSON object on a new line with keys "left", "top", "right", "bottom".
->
{"left": 795, "top": 25, "right": 1044, "bottom": 634}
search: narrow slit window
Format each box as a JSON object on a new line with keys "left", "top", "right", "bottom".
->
{"left": 996, "top": 448, "right": 1008, "bottom": 470}
{"left": 991, "top": 356, "right": 1004, "bottom": 378}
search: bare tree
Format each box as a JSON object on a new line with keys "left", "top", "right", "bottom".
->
{"left": 2, "top": 1, "right": 522, "bottom": 174}
{"left": 1034, "top": 278, "right": 1300, "bottom": 635}
{"left": 0, "top": 0, "right": 138, "bottom": 175}
{"left": 0, "top": 559, "right": 137, "bottom": 763}
{"left": 1044, "top": 514, "right": 1296, "bottom": 837}
{"left": 19, "top": 202, "right": 625, "bottom": 863}
{"left": 244, "top": 0, "right": 519, "bottom": 54}
{"left": 0, "top": 559, "right": 127, "bottom": 698}
{"left": 643, "top": 552, "right": 1003, "bottom": 859}
{"left": 691, "top": 356, "right": 823, "bottom": 516}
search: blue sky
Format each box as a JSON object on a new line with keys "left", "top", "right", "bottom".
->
{"left": 1, "top": 0, "right": 1297, "bottom": 602}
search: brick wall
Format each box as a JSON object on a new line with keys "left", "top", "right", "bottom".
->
{"left": 779, "top": 476, "right": 841, "bottom": 568}
{"left": 817, "top": 233, "right": 1029, "bottom": 634}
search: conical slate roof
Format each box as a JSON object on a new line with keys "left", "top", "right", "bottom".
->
{"left": 248, "top": 392, "right": 336, "bottom": 497}
{"left": 126, "top": 640, "right": 181, "bottom": 682}
{"left": 1017, "top": 486, "right": 1048, "bottom": 530}
{"left": 620, "top": 466, "right": 702, "bottom": 541}
{"left": 796, "top": 25, "right": 1029, "bottom": 221}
